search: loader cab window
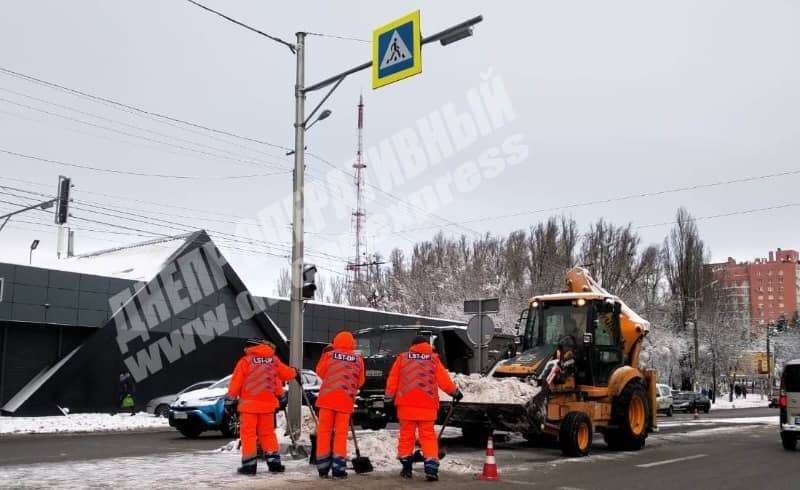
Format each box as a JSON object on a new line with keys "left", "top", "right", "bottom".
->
{"left": 588, "top": 301, "right": 623, "bottom": 386}
{"left": 542, "top": 303, "right": 588, "bottom": 346}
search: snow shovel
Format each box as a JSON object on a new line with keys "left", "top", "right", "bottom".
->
{"left": 299, "top": 382, "right": 320, "bottom": 465}
{"left": 282, "top": 407, "right": 309, "bottom": 460}
{"left": 349, "top": 422, "right": 374, "bottom": 474}
{"left": 413, "top": 399, "right": 459, "bottom": 462}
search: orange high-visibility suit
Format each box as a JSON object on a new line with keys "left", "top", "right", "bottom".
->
{"left": 228, "top": 343, "right": 296, "bottom": 471}
{"left": 385, "top": 341, "right": 457, "bottom": 465}
{"left": 314, "top": 331, "right": 365, "bottom": 477}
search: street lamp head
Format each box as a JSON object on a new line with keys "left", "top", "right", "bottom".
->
{"left": 439, "top": 26, "right": 473, "bottom": 46}
{"left": 317, "top": 109, "right": 332, "bottom": 121}
{"left": 30, "top": 239, "right": 40, "bottom": 251}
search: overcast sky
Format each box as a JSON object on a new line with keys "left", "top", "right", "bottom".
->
{"left": 1, "top": 1, "right": 798, "bottom": 295}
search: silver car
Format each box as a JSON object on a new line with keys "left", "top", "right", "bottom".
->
{"left": 780, "top": 359, "right": 800, "bottom": 451}
{"left": 146, "top": 380, "right": 217, "bottom": 417}
{"left": 656, "top": 383, "right": 674, "bottom": 417}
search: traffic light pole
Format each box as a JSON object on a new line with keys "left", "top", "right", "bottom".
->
{"left": 288, "top": 31, "right": 306, "bottom": 438}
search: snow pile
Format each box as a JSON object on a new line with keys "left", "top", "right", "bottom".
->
{"left": 711, "top": 393, "right": 770, "bottom": 410}
{"left": 440, "top": 374, "right": 540, "bottom": 404}
{"left": 0, "top": 412, "right": 169, "bottom": 435}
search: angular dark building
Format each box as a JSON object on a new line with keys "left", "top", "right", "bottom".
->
{"left": 0, "top": 231, "right": 462, "bottom": 415}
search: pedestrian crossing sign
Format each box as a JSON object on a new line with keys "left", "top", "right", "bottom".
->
{"left": 372, "top": 10, "right": 422, "bottom": 89}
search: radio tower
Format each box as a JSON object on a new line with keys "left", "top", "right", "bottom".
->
{"left": 347, "top": 95, "right": 367, "bottom": 298}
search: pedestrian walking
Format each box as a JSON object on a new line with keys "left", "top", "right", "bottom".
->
{"left": 226, "top": 338, "right": 297, "bottom": 476}
{"left": 117, "top": 370, "right": 136, "bottom": 416}
{"left": 314, "top": 331, "right": 365, "bottom": 479}
{"left": 385, "top": 336, "right": 463, "bottom": 481}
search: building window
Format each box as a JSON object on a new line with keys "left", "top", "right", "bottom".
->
{"left": 779, "top": 270, "right": 784, "bottom": 276}
{"left": 779, "top": 303, "right": 784, "bottom": 308}
{"left": 758, "top": 295, "right": 764, "bottom": 300}
{"left": 769, "top": 295, "right": 774, "bottom": 300}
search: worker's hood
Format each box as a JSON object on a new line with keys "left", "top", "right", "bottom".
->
{"left": 244, "top": 344, "right": 275, "bottom": 357}
{"left": 410, "top": 342, "right": 433, "bottom": 354}
{"left": 332, "top": 331, "right": 356, "bottom": 351}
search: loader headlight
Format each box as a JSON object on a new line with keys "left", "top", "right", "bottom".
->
{"left": 575, "top": 298, "right": 586, "bottom": 306}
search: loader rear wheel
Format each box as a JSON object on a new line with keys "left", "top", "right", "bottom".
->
{"left": 605, "top": 379, "right": 649, "bottom": 451}
{"left": 559, "top": 412, "right": 592, "bottom": 457}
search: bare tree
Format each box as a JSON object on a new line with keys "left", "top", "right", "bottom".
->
{"left": 662, "top": 207, "right": 707, "bottom": 389}
{"left": 274, "top": 267, "right": 291, "bottom": 298}
{"left": 329, "top": 276, "right": 347, "bottom": 305}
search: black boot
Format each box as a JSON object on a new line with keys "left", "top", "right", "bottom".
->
{"left": 266, "top": 453, "right": 285, "bottom": 473}
{"left": 237, "top": 463, "right": 257, "bottom": 475}
{"left": 331, "top": 457, "right": 348, "bottom": 479}
{"left": 317, "top": 456, "right": 331, "bottom": 479}
{"left": 400, "top": 456, "right": 413, "bottom": 479}
{"left": 424, "top": 459, "right": 439, "bottom": 482}
{"left": 238, "top": 456, "right": 257, "bottom": 475}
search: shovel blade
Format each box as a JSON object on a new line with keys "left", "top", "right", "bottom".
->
{"left": 352, "top": 456, "right": 374, "bottom": 474}
{"left": 286, "top": 444, "right": 309, "bottom": 460}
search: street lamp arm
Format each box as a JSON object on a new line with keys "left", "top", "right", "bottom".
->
{"left": 303, "top": 15, "right": 483, "bottom": 93}
{"left": 0, "top": 198, "right": 57, "bottom": 232}
{"left": 304, "top": 76, "right": 344, "bottom": 127}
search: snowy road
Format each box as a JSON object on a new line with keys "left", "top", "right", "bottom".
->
{"left": 0, "top": 407, "right": 791, "bottom": 489}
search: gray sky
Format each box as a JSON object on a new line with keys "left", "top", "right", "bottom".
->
{"left": 1, "top": 0, "right": 799, "bottom": 295}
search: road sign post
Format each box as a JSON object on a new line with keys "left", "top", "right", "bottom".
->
{"left": 372, "top": 10, "right": 422, "bottom": 89}
{"left": 465, "top": 298, "right": 499, "bottom": 373}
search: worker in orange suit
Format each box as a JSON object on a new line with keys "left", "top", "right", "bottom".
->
{"left": 314, "top": 330, "right": 365, "bottom": 479}
{"left": 385, "top": 336, "right": 463, "bottom": 481}
{"left": 226, "top": 338, "right": 297, "bottom": 475}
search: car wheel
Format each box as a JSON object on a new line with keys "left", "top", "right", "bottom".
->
{"left": 221, "top": 412, "right": 240, "bottom": 438}
{"left": 703, "top": 405, "right": 710, "bottom": 414}
{"left": 781, "top": 432, "right": 797, "bottom": 451}
{"left": 155, "top": 404, "right": 170, "bottom": 418}
{"left": 178, "top": 426, "right": 203, "bottom": 439}
{"left": 360, "top": 419, "right": 388, "bottom": 431}
{"left": 666, "top": 406, "right": 673, "bottom": 417}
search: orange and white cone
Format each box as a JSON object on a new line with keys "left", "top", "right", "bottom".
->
{"left": 476, "top": 435, "right": 500, "bottom": 481}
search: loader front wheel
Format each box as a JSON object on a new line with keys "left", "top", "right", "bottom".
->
{"left": 605, "top": 379, "right": 649, "bottom": 451}
{"left": 559, "top": 412, "right": 592, "bottom": 457}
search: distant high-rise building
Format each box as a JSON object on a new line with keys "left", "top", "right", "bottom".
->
{"left": 707, "top": 248, "right": 800, "bottom": 330}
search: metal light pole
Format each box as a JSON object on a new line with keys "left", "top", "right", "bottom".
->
{"left": 287, "top": 31, "right": 306, "bottom": 437}
{"left": 29, "top": 239, "right": 40, "bottom": 265}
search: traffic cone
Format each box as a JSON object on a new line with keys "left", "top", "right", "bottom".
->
{"left": 476, "top": 435, "right": 500, "bottom": 481}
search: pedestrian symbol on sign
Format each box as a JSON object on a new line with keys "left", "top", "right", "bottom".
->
{"left": 380, "top": 30, "right": 412, "bottom": 70}
{"left": 372, "top": 10, "right": 422, "bottom": 89}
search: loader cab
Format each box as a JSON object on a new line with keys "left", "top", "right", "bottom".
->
{"left": 525, "top": 297, "right": 623, "bottom": 387}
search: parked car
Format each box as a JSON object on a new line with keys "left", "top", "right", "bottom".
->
{"left": 168, "top": 370, "right": 321, "bottom": 439}
{"left": 673, "top": 391, "right": 711, "bottom": 413}
{"left": 656, "top": 384, "right": 674, "bottom": 416}
{"left": 145, "top": 380, "right": 216, "bottom": 417}
{"left": 779, "top": 359, "right": 800, "bottom": 451}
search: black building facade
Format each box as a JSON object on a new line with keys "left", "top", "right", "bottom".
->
{"left": 0, "top": 231, "right": 462, "bottom": 415}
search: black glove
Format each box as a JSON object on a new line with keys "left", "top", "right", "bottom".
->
{"left": 223, "top": 396, "right": 236, "bottom": 415}
{"left": 452, "top": 389, "right": 464, "bottom": 402}
{"left": 279, "top": 392, "right": 288, "bottom": 410}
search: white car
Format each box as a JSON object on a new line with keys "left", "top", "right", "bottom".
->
{"left": 656, "top": 383, "right": 674, "bottom": 417}
{"left": 145, "top": 380, "right": 217, "bottom": 417}
{"left": 780, "top": 359, "right": 800, "bottom": 451}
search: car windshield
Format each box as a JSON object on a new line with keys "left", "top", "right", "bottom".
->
{"left": 785, "top": 365, "right": 800, "bottom": 392}
{"left": 209, "top": 376, "right": 231, "bottom": 389}
{"left": 179, "top": 381, "right": 213, "bottom": 394}
{"left": 356, "top": 329, "right": 420, "bottom": 356}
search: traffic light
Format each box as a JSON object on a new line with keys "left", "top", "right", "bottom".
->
{"left": 302, "top": 264, "right": 317, "bottom": 300}
{"left": 55, "top": 176, "right": 71, "bottom": 225}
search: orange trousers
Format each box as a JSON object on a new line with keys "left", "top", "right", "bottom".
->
{"left": 240, "top": 412, "right": 278, "bottom": 462}
{"left": 398, "top": 419, "right": 437, "bottom": 460}
{"left": 316, "top": 408, "right": 351, "bottom": 459}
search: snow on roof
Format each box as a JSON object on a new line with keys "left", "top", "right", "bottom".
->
{"left": 38, "top": 232, "right": 197, "bottom": 282}
{"left": 261, "top": 295, "right": 466, "bottom": 325}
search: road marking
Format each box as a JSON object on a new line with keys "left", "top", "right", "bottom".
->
{"left": 636, "top": 453, "right": 707, "bottom": 468}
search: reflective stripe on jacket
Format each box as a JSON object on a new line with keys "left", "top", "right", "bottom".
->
{"left": 315, "top": 331, "right": 365, "bottom": 414}
{"left": 385, "top": 342, "right": 457, "bottom": 421}
{"left": 228, "top": 344, "right": 296, "bottom": 413}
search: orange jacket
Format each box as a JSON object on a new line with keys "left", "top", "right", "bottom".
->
{"left": 385, "top": 342, "right": 457, "bottom": 421}
{"left": 315, "top": 331, "right": 365, "bottom": 414}
{"left": 227, "top": 344, "right": 296, "bottom": 413}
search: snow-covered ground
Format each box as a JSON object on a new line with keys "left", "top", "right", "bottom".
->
{"left": 0, "top": 426, "right": 477, "bottom": 489}
{"left": 0, "top": 412, "right": 169, "bottom": 435}
{"left": 711, "top": 393, "right": 770, "bottom": 410}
